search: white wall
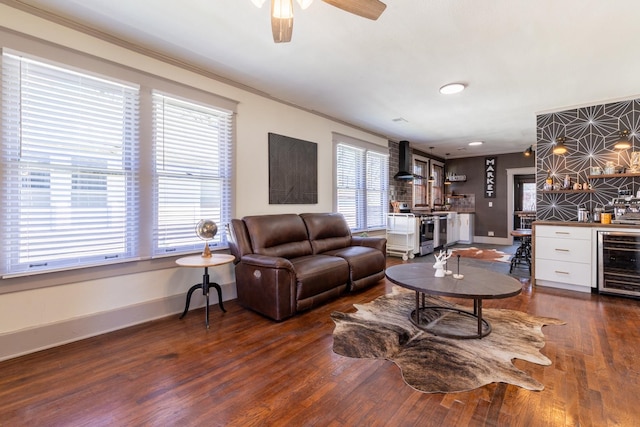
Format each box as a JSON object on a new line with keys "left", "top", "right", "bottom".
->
{"left": 0, "top": 5, "right": 388, "bottom": 360}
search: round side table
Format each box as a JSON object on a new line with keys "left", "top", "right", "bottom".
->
{"left": 175, "top": 254, "right": 235, "bottom": 328}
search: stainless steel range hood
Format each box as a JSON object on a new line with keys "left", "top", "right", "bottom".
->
{"left": 394, "top": 140, "right": 414, "bottom": 180}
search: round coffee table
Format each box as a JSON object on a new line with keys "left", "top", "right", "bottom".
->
{"left": 385, "top": 264, "right": 522, "bottom": 339}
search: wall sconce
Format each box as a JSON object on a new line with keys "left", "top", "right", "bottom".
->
{"left": 523, "top": 145, "right": 534, "bottom": 157}
{"left": 553, "top": 137, "right": 568, "bottom": 155}
{"left": 614, "top": 129, "right": 632, "bottom": 150}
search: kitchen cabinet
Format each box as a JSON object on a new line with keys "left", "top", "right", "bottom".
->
{"left": 446, "top": 212, "right": 459, "bottom": 245}
{"left": 533, "top": 225, "right": 593, "bottom": 293}
{"left": 458, "top": 213, "right": 474, "bottom": 244}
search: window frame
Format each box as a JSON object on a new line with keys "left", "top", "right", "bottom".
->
{"left": 0, "top": 30, "right": 237, "bottom": 292}
{"left": 333, "top": 133, "right": 389, "bottom": 232}
{"left": 151, "top": 91, "right": 233, "bottom": 257}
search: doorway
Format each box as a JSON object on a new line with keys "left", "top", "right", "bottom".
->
{"left": 514, "top": 174, "right": 536, "bottom": 229}
{"left": 506, "top": 167, "right": 536, "bottom": 245}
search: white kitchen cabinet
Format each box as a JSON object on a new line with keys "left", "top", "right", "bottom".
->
{"left": 534, "top": 225, "right": 593, "bottom": 292}
{"left": 458, "top": 213, "right": 474, "bottom": 244}
{"left": 447, "top": 212, "right": 459, "bottom": 245}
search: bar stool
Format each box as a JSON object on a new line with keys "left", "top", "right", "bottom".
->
{"left": 509, "top": 228, "right": 532, "bottom": 274}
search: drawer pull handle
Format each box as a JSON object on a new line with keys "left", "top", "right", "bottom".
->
{"left": 555, "top": 270, "right": 570, "bottom": 275}
{"left": 554, "top": 248, "right": 569, "bottom": 252}
{"left": 555, "top": 232, "right": 570, "bottom": 235}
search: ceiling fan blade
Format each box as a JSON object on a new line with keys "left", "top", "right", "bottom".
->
{"left": 271, "top": 0, "right": 294, "bottom": 43}
{"left": 321, "top": 0, "right": 387, "bottom": 20}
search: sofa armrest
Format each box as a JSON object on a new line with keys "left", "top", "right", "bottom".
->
{"left": 239, "top": 254, "right": 295, "bottom": 272}
{"left": 234, "top": 254, "right": 297, "bottom": 321}
{"left": 351, "top": 236, "right": 387, "bottom": 253}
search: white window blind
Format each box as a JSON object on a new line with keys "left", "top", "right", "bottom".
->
{"left": 336, "top": 143, "right": 365, "bottom": 229}
{"left": 366, "top": 150, "right": 389, "bottom": 229}
{"left": 152, "top": 92, "right": 232, "bottom": 256}
{"left": 1, "top": 52, "right": 140, "bottom": 276}
{"left": 335, "top": 139, "right": 388, "bottom": 231}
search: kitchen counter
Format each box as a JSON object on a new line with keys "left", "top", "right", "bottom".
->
{"left": 533, "top": 220, "right": 640, "bottom": 229}
{"left": 532, "top": 222, "right": 640, "bottom": 294}
{"left": 414, "top": 210, "right": 475, "bottom": 215}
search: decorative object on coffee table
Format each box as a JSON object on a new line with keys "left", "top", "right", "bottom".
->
{"left": 432, "top": 249, "right": 452, "bottom": 277}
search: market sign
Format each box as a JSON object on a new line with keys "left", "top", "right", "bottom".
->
{"left": 485, "top": 157, "right": 496, "bottom": 198}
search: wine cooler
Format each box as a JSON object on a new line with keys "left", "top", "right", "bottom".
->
{"left": 598, "top": 231, "right": 640, "bottom": 298}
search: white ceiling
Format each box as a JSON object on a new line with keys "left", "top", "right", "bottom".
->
{"left": 8, "top": 0, "right": 640, "bottom": 158}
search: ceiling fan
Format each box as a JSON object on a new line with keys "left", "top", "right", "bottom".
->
{"left": 251, "top": 0, "right": 387, "bottom": 43}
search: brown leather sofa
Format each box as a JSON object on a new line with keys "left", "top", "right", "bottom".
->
{"left": 227, "top": 212, "right": 387, "bottom": 321}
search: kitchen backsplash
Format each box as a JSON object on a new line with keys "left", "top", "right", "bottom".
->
{"left": 536, "top": 98, "right": 640, "bottom": 221}
{"left": 448, "top": 194, "right": 475, "bottom": 212}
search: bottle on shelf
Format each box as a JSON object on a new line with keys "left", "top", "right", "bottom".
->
{"left": 544, "top": 170, "right": 553, "bottom": 190}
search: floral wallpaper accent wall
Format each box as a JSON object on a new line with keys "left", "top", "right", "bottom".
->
{"left": 536, "top": 98, "right": 640, "bottom": 221}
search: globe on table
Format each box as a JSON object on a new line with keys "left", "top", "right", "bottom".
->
{"left": 195, "top": 219, "right": 218, "bottom": 257}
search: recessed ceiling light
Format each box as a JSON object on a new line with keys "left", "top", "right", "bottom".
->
{"left": 439, "top": 83, "right": 466, "bottom": 95}
{"left": 468, "top": 141, "right": 483, "bottom": 146}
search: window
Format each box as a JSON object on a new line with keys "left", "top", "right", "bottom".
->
{"left": 152, "top": 93, "right": 232, "bottom": 256}
{"left": 431, "top": 161, "right": 445, "bottom": 206}
{"left": 1, "top": 52, "right": 140, "bottom": 276}
{"left": 334, "top": 134, "right": 388, "bottom": 232}
{"left": 412, "top": 158, "right": 428, "bottom": 206}
{"left": 0, "top": 48, "right": 235, "bottom": 278}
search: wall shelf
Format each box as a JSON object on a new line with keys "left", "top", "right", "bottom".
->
{"left": 588, "top": 173, "right": 640, "bottom": 179}
{"left": 540, "top": 190, "right": 595, "bottom": 194}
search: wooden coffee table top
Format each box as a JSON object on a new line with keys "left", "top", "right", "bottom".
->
{"left": 385, "top": 264, "right": 522, "bottom": 300}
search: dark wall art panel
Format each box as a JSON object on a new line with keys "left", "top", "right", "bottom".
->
{"left": 536, "top": 98, "right": 640, "bottom": 221}
{"left": 268, "top": 133, "right": 318, "bottom": 204}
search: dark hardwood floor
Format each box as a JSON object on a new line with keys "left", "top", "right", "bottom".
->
{"left": 1, "top": 248, "right": 640, "bottom": 427}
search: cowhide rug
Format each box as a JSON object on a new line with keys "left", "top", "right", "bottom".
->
{"left": 331, "top": 287, "right": 565, "bottom": 393}
{"left": 450, "top": 247, "right": 511, "bottom": 263}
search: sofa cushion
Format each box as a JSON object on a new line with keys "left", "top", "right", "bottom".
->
{"left": 244, "top": 214, "right": 313, "bottom": 259}
{"left": 301, "top": 212, "right": 352, "bottom": 254}
{"left": 323, "top": 245, "right": 386, "bottom": 285}
{"left": 290, "top": 254, "right": 349, "bottom": 300}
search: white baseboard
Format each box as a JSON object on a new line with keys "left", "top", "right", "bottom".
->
{"left": 535, "top": 279, "right": 592, "bottom": 293}
{"left": 0, "top": 282, "right": 235, "bottom": 362}
{"left": 471, "top": 236, "right": 511, "bottom": 245}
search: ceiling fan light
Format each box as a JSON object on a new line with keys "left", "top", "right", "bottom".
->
{"left": 273, "top": 0, "right": 294, "bottom": 18}
{"left": 296, "top": 0, "right": 313, "bottom": 9}
{"left": 251, "top": 0, "right": 267, "bottom": 7}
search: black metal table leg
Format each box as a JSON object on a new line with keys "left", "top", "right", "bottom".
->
{"left": 179, "top": 266, "right": 226, "bottom": 328}
{"left": 180, "top": 283, "right": 203, "bottom": 320}
{"left": 475, "top": 298, "right": 483, "bottom": 337}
